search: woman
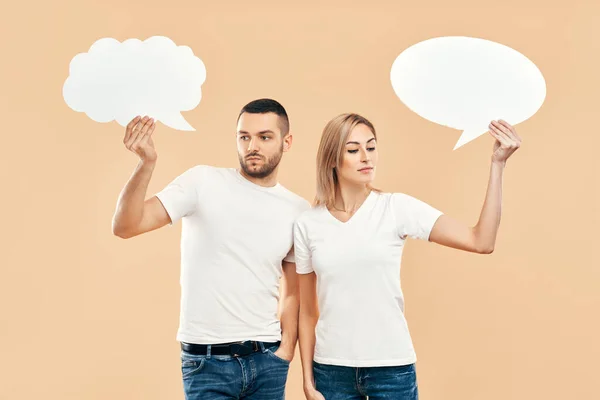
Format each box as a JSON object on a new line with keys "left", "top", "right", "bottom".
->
{"left": 294, "top": 113, "right": 521, "bottom": 400}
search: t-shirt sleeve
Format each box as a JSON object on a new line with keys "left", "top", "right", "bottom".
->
{"left": 284, "top": 200, "right": 312, "bottom": 264}
{"left": 293, "top": 218, "right": 314, "bottom": 274}
{"left": 283, "top": 245, "right": 295, "bottom": 263}
{"left": 155, "top": 166, "right": 204, "bottom": 225}
{"left": 392, "top": 193, "right": 443, "bottom": 241}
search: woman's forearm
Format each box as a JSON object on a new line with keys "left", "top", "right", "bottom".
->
{"left": 299, "top": 309, "right": 318, "bottom": 389}
{"left": 473, "top": 160, "right": 505, "bottom": 253}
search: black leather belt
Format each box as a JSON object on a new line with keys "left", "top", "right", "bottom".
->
{"left": 181, "top": 340, "right": 280, "bottom": 356}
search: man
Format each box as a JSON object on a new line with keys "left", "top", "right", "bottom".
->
{"left": 112, "top": 99, "right": 310, "bottom": 399}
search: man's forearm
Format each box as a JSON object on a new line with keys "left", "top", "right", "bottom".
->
{"left": 112, "top": 159, "right": 156, "bottom": 235}
{"left": 278, "top": 292, "right": 299, "bottom": 355}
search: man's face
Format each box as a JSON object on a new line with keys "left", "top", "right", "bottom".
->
{"left": 236, "top": 112, "right": 288, "bottom": 179}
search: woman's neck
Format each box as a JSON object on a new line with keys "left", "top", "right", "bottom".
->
{"left": 332, "top": 182, "right": 371, "bottom": 214}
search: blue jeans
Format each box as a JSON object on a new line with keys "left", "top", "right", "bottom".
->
{"left": 181, "top": 342, "right": 290, "bottom": 399}
{"left": 313, "top": 361, "right": 418, "bottom": 400}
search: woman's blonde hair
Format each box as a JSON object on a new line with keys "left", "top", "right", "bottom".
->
{"left": 314, "top": 113, "right": 380, "bottom": 208}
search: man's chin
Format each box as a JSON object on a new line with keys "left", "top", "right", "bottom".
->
{"left": 241, "top": 164, "right": 264, "bottom": 175}
{"left": 246, "top": 164, "right": 264, "bottom": 171}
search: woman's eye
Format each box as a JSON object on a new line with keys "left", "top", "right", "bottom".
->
{"left": 367, "top": 147, "right": 376, "bottom": 151}
{"left": 347, "top": 150, "right": 359, "bottom": 154}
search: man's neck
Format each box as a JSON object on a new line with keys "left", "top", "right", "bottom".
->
{"left": 238, "top": 168, "right": 279, "bottom": 188}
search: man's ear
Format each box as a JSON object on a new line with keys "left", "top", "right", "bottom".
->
{"left": 283, "top": 133, "right": 293, "bottom": 152}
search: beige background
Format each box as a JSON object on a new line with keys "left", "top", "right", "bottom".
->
{"left": 1, "top": 0, "right": 598, "bottom": 399}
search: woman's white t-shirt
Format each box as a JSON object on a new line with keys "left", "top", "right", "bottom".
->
{"left": 294, "top": 191, "right": 443, "bottom": 367}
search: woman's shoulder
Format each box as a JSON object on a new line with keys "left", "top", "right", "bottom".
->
{"left": 371, "top": 191, "right": 424, "bottom": 213}
{"left": 373, "top": 191, "right": 417, "bottom": 202}
{"left": 295, "top": 203, "right": 327, "bottom": 224}
{"left": 371, "top": 190, "right": 397, "bottom": 204}
{"left": 296, "top": 204, "right": 325, "bottom": 221}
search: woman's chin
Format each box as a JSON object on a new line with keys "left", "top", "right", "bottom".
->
{"left": 344, "top": 176, "right": 375, "bottom": 186}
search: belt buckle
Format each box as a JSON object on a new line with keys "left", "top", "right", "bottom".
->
{"left": 231, "top": 341, "right": 255, "bottom": 357}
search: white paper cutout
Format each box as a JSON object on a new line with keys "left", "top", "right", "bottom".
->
{"left": 63, "top": 36, "right": 206, "bottom": 131}
{"left": 390, "top": 36, "right": 546, "bottom": 149}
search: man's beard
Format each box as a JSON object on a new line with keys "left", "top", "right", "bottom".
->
{"left": 238, "top": 148, "right": 283, "bottom": 179}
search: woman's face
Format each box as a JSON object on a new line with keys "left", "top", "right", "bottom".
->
{"left": 337, "top": 123, "right": 378, "bottom": 186}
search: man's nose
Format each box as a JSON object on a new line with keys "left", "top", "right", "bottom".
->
{"left": 247, "top": 138, "right": 258, "bottom": 152}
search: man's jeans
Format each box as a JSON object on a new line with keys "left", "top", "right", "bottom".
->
{"left": 181, "top": 342, "right": 290, "bottom": 399}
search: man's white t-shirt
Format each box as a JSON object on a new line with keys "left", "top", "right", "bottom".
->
{"left": 155, "top": 165, "right": 310, "bottom": 344}
{"left": 293, "top": 191, "right": 443, "bottom": 367}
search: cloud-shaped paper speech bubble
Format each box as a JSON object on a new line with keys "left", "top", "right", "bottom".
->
{"left": 390, "top": 36, "right": 546, "bottom": 150}
{"left": 63, "top": 36, "right": 206, "bottom": 131}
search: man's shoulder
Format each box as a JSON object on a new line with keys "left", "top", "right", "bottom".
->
{"left": 276, "top": 185, "right": 311, "bottom": 211}
{"left": 187, "top": 164, "right": 228, "bottom": 173}
{"left": 183, "top": 164, "right": 234, "bottom": 179}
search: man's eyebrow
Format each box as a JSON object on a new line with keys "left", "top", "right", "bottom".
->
{"left": 237, "top": 130, "right": 276, "bottom": 135}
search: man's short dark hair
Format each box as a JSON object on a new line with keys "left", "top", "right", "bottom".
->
{"left": 238, "top": 98, "right": 290, "bottom": 136}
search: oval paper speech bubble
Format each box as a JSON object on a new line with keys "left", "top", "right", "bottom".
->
{"left": 63, "top": 36, "right": 206, "bottom": 131}
{"left": 390, "top": 36, "right": 546, "bottom": 149}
